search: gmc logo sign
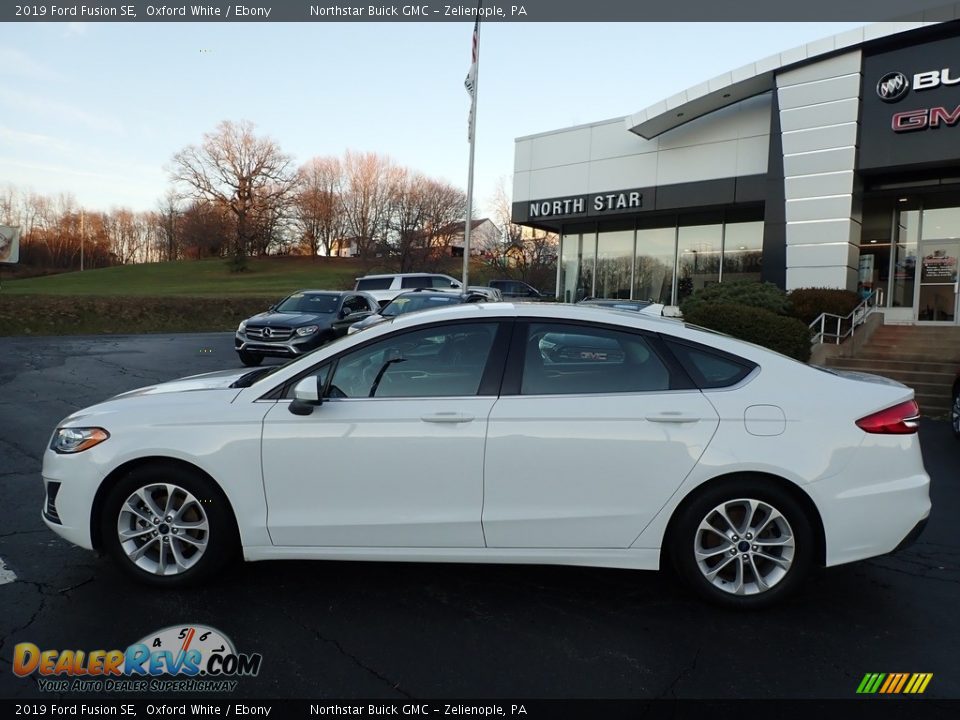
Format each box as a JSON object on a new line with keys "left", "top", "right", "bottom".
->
{"left": 891, "top": 105, "right": 960, "bottom": 132}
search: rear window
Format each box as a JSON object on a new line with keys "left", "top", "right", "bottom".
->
{"left": 356, "top": 277, "right": 392, "bottom": 291}
{"left": 664, "top": 339, "right": 757, "bottom": 389}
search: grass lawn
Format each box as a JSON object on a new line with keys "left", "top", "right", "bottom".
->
{"left": 0, "top": 256, "right": 382, "bottom": 296}
{"left": 0, "top": 256, "right": 494, "bottom": 335}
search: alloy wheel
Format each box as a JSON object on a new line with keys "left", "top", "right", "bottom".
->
{"left": 116, "top": 483, "right": 210, "bottom": 576}
{"left": 694, "top": 498, "right": 795, "bottom": 596}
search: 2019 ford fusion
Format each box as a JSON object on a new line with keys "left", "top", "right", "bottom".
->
{"left": 42, "top": 303, "right": 930, "bottom": 607}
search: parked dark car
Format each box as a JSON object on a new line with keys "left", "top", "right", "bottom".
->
{"left": 235, "top": 290, "right": 377, "bottom": 366}
{"left": 348, "top": 289, "right": 493, "bottom": 335}
{"left": 488, "top": 279, "right": 547, "bottom": 300}
{"left": 952, "top": 371, "right": 959, "bottom": 440}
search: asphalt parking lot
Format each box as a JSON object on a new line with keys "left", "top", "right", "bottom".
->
{"left": 0, "top": 332, "right": 957, "bottom": 700}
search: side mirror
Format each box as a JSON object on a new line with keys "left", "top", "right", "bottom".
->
{"left": 289, "top": 376, "right": 322, "bottom": 416}
{"left": 339, "top": 307, "right": 352, "bottom": 319}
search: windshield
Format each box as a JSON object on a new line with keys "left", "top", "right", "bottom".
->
{"left": 275, "top": 293, "right": 339, "bottom": 314}
{"left": 381, "top": 294, "right": 462, "bottom": 317}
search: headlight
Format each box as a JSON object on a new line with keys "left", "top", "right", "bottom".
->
{"left": 50, "top": 427, "right": 110, "bottom": 454}
{"left": 237, "top": 320, "right": 247, "bottom": 333}
{"left": 296, "top": 325, "right": 319, "bottom": 336}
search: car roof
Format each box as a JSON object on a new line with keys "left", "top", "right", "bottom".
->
{"left": 356, "top": 272, "right": 453, "bottom": 279}
{"left": 288, "top": 289, "right": 347, "bottom": 296}
{"left": 391, "top": 290, "right": 465, "bottom": 300}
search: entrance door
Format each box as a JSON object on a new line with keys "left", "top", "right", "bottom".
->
{"left": 916, "top": 240, "right": 959, "bottom": 323}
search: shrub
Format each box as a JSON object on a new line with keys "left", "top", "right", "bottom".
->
{"left": 683, "top": 302, "right": 812, "bottom": 362}
{"left": 679, "top": 280, "right": 790, "bottom": 317}
{"left": 787, "top": 287, "right": 861, "bottom": 325}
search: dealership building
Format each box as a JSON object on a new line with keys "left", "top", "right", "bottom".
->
{"left": 512, "top": 19, "right": 960, "bottom": 325}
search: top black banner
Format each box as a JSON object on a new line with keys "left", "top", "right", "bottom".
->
{"left": 3, "top": 0, "right": 960, "bottom": 22}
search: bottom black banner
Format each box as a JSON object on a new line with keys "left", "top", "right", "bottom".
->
{"left": 2, "top": 699, "right": 959, "bottom": 720}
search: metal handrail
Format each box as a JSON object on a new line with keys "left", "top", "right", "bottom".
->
{"left": 809, "top": 290, "right": 881, "bottom": 345}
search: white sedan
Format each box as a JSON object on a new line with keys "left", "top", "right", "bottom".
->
{"left": 42, "top": 303, "right": 930, "bottom": 607}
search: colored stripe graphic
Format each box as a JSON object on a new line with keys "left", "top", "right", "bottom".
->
{"left": 856, "top": 672, "right": 932, "bottom": 694}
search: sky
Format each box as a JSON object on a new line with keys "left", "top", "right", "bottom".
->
{"left": 0, "top": 21, "right": 865, "bottom": 218}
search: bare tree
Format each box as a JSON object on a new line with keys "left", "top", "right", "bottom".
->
{"left": 170, "top": 120, "right": 298, "bottom": 270}
{"left": 295, "top": 157, "right": 345, "bottom": 257}
{"left": 340, "top": 151, "right": 394, "bottom": 258}
{"left": 485, "top": 177, "right": 558, "bottom": 289}
{"left": 156, "top": 190, "right": 181, "bottom": 262}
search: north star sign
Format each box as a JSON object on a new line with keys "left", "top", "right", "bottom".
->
{"left": 529, "top": 190, "right": 643, "bottom": 219}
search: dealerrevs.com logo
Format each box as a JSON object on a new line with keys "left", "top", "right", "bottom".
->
{"left": 12, "top": 624, "right": 262, "bottom": 693}
{"left": 877, "top": 71, "right": 910, "bottom": 102}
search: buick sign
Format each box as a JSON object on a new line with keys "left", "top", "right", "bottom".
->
{"left": 877, "top": 71, "right": 909, "bottom": 102}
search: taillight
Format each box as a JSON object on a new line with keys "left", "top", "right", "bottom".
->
{"left": 856, "top": 400, "right": 921, "bottom": 434}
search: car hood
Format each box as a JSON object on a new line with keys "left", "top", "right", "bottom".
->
{"left": 246, "top": 311, "right": 334, "bottom": 327}
{"left": 110, "top": 368, "right": 251, "bottom": 399}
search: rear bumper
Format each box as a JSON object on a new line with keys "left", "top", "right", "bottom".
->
{"left": 893, "top": 517, "right": 928, "bottom": 554}
{"left": 808, "top": 469, "right": 931, "bottom": 567}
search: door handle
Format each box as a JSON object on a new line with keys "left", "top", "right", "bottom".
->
{"left": 421, "top": 412, "right": 474, "bottom": 424}
{"left": 646, "top": 413, "right": 700, "bottom": 423}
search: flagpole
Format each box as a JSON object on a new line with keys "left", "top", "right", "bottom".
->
{"left": 462, "top": 8, "right": 482, "bottom": 291}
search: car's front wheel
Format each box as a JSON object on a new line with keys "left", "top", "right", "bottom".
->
{"left": 100, "top": 464, "right": 237, "bottom": 587}
{"left": 670, "top": 480, "right": 814, "bottom": 609}
{"left": 237, "top": 351, "right": 262, "bottom": 367}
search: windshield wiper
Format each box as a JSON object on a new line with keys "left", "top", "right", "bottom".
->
{"left": 230, "top": 367, "right": 274, "bottom": 388}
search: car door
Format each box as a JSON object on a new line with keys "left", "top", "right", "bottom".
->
{"left": 331, "top": 295, "right": 374, "bottom": 335}
{"left": 261, "top": 320, "right": 510, "bottom": 547}
{"left": 482, "top": 321, "right": 720, "bottom": 548}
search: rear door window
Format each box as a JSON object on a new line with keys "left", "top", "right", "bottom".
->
{"left": 663, "top": 339, "right": 757, "bottom": 389}
{"left": 356, "top": 278, "right": 392, "bottom": 291}
{"left": 520, "top": 323, "right": 673, "bottom": 395}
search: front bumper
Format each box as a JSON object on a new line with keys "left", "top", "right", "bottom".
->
{"left": 41, "top": 449, "right": 102, "bottom": 550}
{"left": 235, "top": 332, "right": 322, "bottom": 358}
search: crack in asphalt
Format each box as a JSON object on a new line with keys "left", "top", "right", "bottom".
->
{"left": 0, "top": 529, "right": 48, "bottom": 539}
{"left": 248, "top": 599, "right": 414, "bottom": 699}
{"left": 0, "top": 581, "right": 50, "bottom": 661}
{"left": 660, "top": 645, "right": 701, "bottom": 699}
{"left": 867, "top": 559, "right": 960, "bottom": 584}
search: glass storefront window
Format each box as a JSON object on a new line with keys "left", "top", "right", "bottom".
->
{"left": 559, "top": 231, "right": 597, "bottom": 303}
{"left": 595, "top": 230, "right": 635, "bottom": 299}
{"left": 921, "top": 207, "right": 960, "bottom": 240}
{"left": 891, "top": 210, "right": 919, "bottom": 308}
{"left": 558, "top": 215, "right": 763, "bottom": 305}
{"left": 721, "top": 222, "right": 763, "bottom": 284}
{"left": 677, "top": 224, "right": 722, "bottom": 303}
{"left": 633, "top": 227, "right": 675, "bottom": 304}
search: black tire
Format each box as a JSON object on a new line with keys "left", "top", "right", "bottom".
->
{"left": 669, "top": 479, "right": 814, "bottom": 609}
{"left": 238, "top": 351, "right": 263, "bottom": 367}
{"left": 100, "top": 463, "right": 238, "bottom": 588}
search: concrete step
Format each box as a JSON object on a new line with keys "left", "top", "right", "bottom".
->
{"left": 867, "top": 341, "right": 960, "bottom": 351}
{"left": 847, "top": 350, "right": 960, "bottom": 363}
{"left": 915, "top": 394, "right": 951, "bottom": 417}
{"left": 824, "top": 363, "right": 956, "bottom": 383}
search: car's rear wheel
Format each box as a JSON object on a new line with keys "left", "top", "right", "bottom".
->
{"left": 670, "top": 480, "right": 814, "bottom": 609}
{"left": 237, "top": 351, "right": 262, "bottom": 367}
{"left": 101, "top": 464, "right": 237, "bottom": 587}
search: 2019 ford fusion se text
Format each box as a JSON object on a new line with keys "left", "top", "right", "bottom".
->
{"left": 42, "top": 303, "right": 930, "bottom": 608}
